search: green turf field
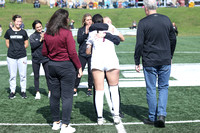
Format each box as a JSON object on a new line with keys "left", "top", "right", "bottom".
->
{"left": 0, "top": 2, "right": 200, "bottom": 133}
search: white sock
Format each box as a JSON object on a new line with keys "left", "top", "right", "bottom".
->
{"left": 95, "top": 90, "right": 104, "bottom": 118}
{"left": 110, "top": 85, "right": 120, "bottom": 116}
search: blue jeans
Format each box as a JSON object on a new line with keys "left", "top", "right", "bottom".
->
{"left": 143, "top": 65, "right": 171, "bottom": 121}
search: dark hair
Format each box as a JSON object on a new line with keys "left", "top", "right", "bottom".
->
{"left": 92, "top": 14, "right": 103, "bottom": 24}
{"left": 12, "top": 15, "right": 22, "bottom": 22}
{"left": 82, "top": 13, "right": 92, "bottom": 26}
{"left": 32, "top": 20, "right": 42, "bottom": 29}
{"left": 46, "top": 9, "right": 69, "bottom": 36}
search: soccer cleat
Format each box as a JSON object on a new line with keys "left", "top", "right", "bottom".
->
{"left": 35, "top": 92, "right": 41, "bottom": 100}
{"left": 52, "top": 121, "right": 62, "bottom": 130}
{"left": 86, "top": 90, "right": 92, "bottom": 96}
{"left": 60, "top": 124, "right": 76, "bottom": 133}
{"left": 73, "top": 91, "right": 77, "bottom": 96}
{"left": 113, "top": 115, "right": 121, "bottom": 124}
{"left": 97, "top": 117, "right": 106, "bottom": 125}
{"left": 21, "top": 92, "right": 27, "bottom": 99}
{"left": 9, "top": 92, "right": 16, "bottom": 99}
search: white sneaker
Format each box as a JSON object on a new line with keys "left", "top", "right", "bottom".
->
{"left": 97, "top": 118, "right": 106, "bottom": 125}
{"left": 113, "top": 115, "right": 121, "bottom": 124}
{"left": 48, "top": 91, "right": 51, "bottom": 98}
{"left": 52, "top": 122, "right": 61, "bottom": 130}
{"left": 73, "top": 91, "right": 77, "bottom": 96}
{"left": 35, "top": 92, "right": 41, "bottom": 100}
{"left": 60, "top": 124, "right": 76, "bottom": 133}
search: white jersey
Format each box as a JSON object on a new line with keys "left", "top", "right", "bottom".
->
{"left": 86, "top": 30, "right": 119, "bottom": 71}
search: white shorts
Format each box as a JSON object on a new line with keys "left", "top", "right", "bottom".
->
{"left": 91, "top": 55, "right": 119, "bottom": 71}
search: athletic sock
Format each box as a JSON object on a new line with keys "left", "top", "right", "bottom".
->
{"left": 95, "top": 90, "right": 104, "bottom": 118}
{"left": 110, "top": 85, "right": 120, "bottom": 116}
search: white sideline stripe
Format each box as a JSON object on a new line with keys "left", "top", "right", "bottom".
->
{"left": 0, "top": 51, "right": 200, "bottom": 56}
{"left": 1, "top": 120, "right": 200, "bottom": 126}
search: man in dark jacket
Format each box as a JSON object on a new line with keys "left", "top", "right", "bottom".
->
{"left": 134, "top": 0, "right": 176, "bottom": 128}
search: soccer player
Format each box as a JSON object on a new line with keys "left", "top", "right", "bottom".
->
{"left": 4, "top": 15, "right": 29, "bottom": 99}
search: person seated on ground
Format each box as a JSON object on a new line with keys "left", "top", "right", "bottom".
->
{"left": 129, "top": 20, "right": 137, "bottom": 29}
{"left": 122, "top": 1, "right": 129, "bottom": 8}
{"left": 82, "top": 1, "right": 87, "bottom": 8}
{"left": 93, "top": 1, "right": 98, "bottom": 9}
{"left": 75, "top": 0, "right": 80, "bottom": 8}
{"left": 189, "top": 0, "right": 195, "bottom": 7}
{"left": 129, "top": 0, "right": 135, "bottom": 8}
{"left": 0, "top": 25, "right": 3, "bottom": 37}
{"left": 98, "top": 1, "right": 104, "bottom": 8}
{"left": 113, "top": 1, "right": 118, "bottom": 8}
{"left": 89, "top": 1, "right": 93, "bottom": 9}
{"left": 0, "top": 0, "right": 5, "bottom": 8}
{"left": 105, "top": 0, "right": 110, "bottom": 8}
{"left": 49, "top": 0, "right": 55, "bottom": 8}
{"left": 56, "top": 0, "right": 62, "bottom": 7}
{"left": 69, "top": 0, "right": 74, "bottom": 8}
{"left": 61, "top": 0, "right": 67, "bottom": 8}
{"left": 172, "top": 22, "right": 178, "bottom": 36}
{"left": 33, "top": 0, "right": 40, "bottom": 8}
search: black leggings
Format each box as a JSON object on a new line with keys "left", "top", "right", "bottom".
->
{"left": 32, "top": 61, "right": 50, "bottom": 92}
{"left": 74, "top": 55, "right": 93, "bottom": 89}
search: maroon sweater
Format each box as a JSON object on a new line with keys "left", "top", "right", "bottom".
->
{"left": 42, "top": 28, "right": 81, "bottom": 69}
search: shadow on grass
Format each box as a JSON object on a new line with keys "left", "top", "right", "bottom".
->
{"left": 74, "top": 101, "right": 113, "bottom": 123}
{"left": 121, "top": 103, "right": 148, "bottom": 121}
{"left": 36, "top": 105, "right": 52, "bottom": 124}
{"left": 27, "top": 87, "right": 49, "bottom": 97}
{"left": 5, "top": 86, "right": 22, "bottom": 94}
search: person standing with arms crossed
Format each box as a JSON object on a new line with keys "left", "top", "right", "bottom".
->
{"left": 134, "top": 0, "right": 176, "bottom": 127}
{"left": 4, "top": 15, "right": 29, "bottom": 99}
{"left": 29, "top": 20, "right": 50, "bottom": 100}
{"left": 74, "top": 13, "right": 93, "bottom": 96}
{"left": 42, "top": 9, "right": 82, "bottom": 133}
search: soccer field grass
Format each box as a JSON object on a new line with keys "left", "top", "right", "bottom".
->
{"left": 0, "top": 35, "right": 200, "bottom": 133}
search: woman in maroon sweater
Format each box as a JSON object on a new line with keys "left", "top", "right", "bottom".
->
{"left": 42, "top": 9, "right": 82, "bottom": 133}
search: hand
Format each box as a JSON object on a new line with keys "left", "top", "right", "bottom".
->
{"left": 96, "top": 32, "right": 106, "bottom": 38}
{"left": 40, "top": 32, "right": 44, "bottom": 42}
{"left": 85, "top": 25, "right": 91, "bottom": 34}
{"left": 135, "top": 65, "right": 141, "bottom": 73}
{"left": 77, "top": 68, "right": 83, "bottom": 78}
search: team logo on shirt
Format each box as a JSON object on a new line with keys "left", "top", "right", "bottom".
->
{"left": 10, "top": 35, "right": 23, "bottom": 39}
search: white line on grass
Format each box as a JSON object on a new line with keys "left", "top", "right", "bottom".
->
{"left": 0, "top": 51, "right": 200, "bottom": 57}
{"left": 1, "top": 120, "right": 200, "bottom": 126}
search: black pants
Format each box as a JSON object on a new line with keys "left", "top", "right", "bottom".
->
{"left": 32, "top": 61, "right": 50, "bottom": 92}
{"left": 48, "top": 60, "right": 76, "bottom": 125}
{"left": 74, "top": 55, "right": 93, "bottom": 89}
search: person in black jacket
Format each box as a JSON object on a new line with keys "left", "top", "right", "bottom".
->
{"left": 134, "top": 0, "right": 176, "bottom": 128}
{"left": 29, "top": 20, "right": 50, "bottom": 99}
{"left": 74, "top": 13, "right": 93, "bottom": 96}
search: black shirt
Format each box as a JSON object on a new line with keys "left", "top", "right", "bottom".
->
{"left": 4, "top": 28, "right": 28, "bottom": 59}
{"left": 29, "top": 31, "right": 49, "bottom": 63}
{"left": 134, "top": 13, "right": 176, "bottom": 67}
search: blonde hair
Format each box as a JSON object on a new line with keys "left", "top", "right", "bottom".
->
{"left": 82, "top": 13, "right": 92, "bottom": 26}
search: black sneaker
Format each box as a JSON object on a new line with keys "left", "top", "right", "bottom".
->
{"left": 143, "top": 118, "right": 154, "bottom": 125}
{"left": 21, "top": 92, "right": 27, "bottom": 99}
{"left": 86, "top": 90, "right": 92, "bottom": 96}
{"left": 156, "top": 115, "right": 165, "bottom": 128}
{"left": 9, "top": 92, "right": 16, "bottom": 99}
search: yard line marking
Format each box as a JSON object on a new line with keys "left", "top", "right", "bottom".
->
{"left": 0, "top": 51, "right": 200, "bottom": 57}
{"left": 104, "top": 82, "right": 127, "bottom": 133}
{"left": 1, "top": 120, "right": 200, "bottom": 126}
{"left": 116, "top": 51, "right": 200, "bottom": 54}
